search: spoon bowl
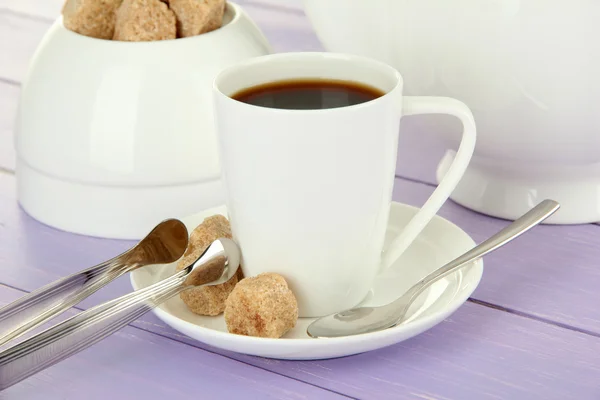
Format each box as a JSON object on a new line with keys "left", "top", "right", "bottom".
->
{"left": 124, "top": 219, "right": 190, "bottom": 266}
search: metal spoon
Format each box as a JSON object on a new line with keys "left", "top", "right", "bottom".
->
{"left": 0, "top": 238, "right": 240, "bottom": 390}
{"left": 307, "top": 199, "right": 560, "bottom": 338}
{"left": 0, "top": 219, "right": 189, "bottom": 347}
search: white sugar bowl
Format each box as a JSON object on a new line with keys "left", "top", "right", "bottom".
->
{"left": 15, "top": 2, "right": 271, "bottom": 239}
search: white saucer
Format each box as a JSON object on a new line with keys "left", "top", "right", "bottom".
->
{"left": 130, "top": 202, "right": 483, "bottom": 360}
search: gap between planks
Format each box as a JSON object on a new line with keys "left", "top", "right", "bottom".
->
{"left": 469, "top": 299, "right": 600, "bottom": 340}
{"left": 0, "top": 166, "right": 15, "bottom": 176}
{"left": 0, "top": 6, "right": 54, "bottom": 23}
{"left": 0, "top": 282, "right": 356, "bottom": 399}
{"left": 0, "top": 76, "right": 20, "bottom": 87}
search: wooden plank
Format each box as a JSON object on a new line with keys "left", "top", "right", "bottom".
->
{"left": 0, "top": 285, "right": 346, "bottom": 400}
{"left": 134, "top": 299, "right": 600, "bottom": 400}
{"left": 2, "top": 279, "right": 600, "bottom": 399}
{"left": 1, "top": 171, "right": 600, "bottom": 398}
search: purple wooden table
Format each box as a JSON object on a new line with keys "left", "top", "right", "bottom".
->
{"left": 1, "top": 1, "right": 600, "bottom": 398}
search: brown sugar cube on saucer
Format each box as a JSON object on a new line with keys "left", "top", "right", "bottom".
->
{"left": 176, "top": 215, "right": 241, "bottom": 316}
{"left": 224, "top": 273, "right": 298, "bottom": 338}
{"left": 62, "top": 0, "right": 123, "bottom": 39}
{"left": 168, "top": 0, "right": 225, "bottom": 38}
{"left": 113, "top": 0, "right": 176, "bottom": 41}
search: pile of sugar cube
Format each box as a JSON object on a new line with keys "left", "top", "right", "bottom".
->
{"left": 62, "top": 0, "right": 225, "bottom": 41}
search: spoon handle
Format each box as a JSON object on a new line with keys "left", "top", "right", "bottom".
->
{"left": 404, "top": 199, "right": 560, "bottom": 304}
{"left": 0, "top": 258, "right": 125, "bottom": 348}
{"left": 0, "top": 269, "right": 188, "bottom": 391}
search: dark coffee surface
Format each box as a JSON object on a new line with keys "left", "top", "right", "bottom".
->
{"left": 231, "top": 79, "right": 385, "bottom": 110}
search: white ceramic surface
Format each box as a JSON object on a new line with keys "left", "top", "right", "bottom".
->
{"left": 15, "top": 2, "right": 271, "bottom": 239}
{"left": 130, "top": 202, "right": 483, "bottom": 360}
{"left": 213, "top": 52, "right": 476, "bottom": 317}
{"left": 303, "top": 0, "right": 600, "bottom": 224}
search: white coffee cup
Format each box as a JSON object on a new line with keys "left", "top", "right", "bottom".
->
{"left": 213, "top": 52, "right": 476, "bottom": 317}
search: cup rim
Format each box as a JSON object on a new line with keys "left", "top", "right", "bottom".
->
{"left": 213, "top": 52, "right": 403, "bottom": 114}
{"left": 58, "top": 1, "right": 241, "bottom": 45}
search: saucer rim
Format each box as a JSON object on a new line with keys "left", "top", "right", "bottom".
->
{"left": 130, "top": 201, "right": 483, "bottom": 348}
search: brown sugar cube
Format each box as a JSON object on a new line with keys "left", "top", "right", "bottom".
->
{"left": 168, "top": 0, "right": 225, "bottom": 38}
{"left": 62, "top": 0, "right": 123, "bottom": 39}
{"left": 224, "top": 273, "right": 298, "bottom": 338}
{"left": 113, "top": 0, "right": 176, "bottom": 42}
{"left": 176, "top": 215, "right": 240, "bottom": 316}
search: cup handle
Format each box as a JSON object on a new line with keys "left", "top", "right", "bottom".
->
{"left": 381, "top": 96, "right": 476, "bottom": 271}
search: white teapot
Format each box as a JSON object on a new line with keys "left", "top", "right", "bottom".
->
{"left": 16, "top": 2, "right": 271, "bottom": 238}
{"left": 304, "top": 0, "right": 600, "bottom": 223}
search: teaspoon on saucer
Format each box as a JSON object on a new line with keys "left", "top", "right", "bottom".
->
{"left": 307, "top": 199, "right": 560, "bottom": 338}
